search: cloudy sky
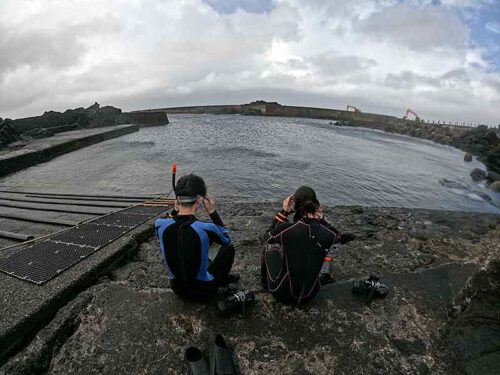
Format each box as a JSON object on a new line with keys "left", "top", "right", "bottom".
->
{"left": 1, "top": 0, "right": 499, "bottom": 124}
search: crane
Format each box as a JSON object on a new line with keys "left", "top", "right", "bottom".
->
{"left": 403, "top": 108, "right": 421, "bottom": 122}
{"left": 347, "top": 105, "right": 361, "bottom": 113}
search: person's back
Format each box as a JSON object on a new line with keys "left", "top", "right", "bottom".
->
{"left": 155, "top": 174, "right": 235, "bottom": 302}
{"left": 260, "top": 186, "right": 345, "bottom": 305}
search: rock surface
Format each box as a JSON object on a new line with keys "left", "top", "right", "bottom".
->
{"left": 471, "top": 168, "right": 487, "bottom": 181}
{"left": 1, "top": 204, "right": 499, "bottom": 374}
{"left": 464, "top": 153, "right": 473, "bottom": 162}
{"left": 448, "top": 258, "right": 500, "bottom": 374}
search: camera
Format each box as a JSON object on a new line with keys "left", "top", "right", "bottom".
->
{"left": 351, "top": 273, "right": 389, "bottom": 298}
{"left": 216, "top": 290, "right": 255, "bottom": 318}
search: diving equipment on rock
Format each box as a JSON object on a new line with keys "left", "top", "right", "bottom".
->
{"left": 352, "top": 272, "right": 389, "bottom": 305}
{"left": 185, "top": 346, "right": 210, "bottom": 375}
{"left": 209, "top": 334, "right": 240, "bottom": 375}
{"left": 216, "top": 290, "right": 255, "bottom": 318}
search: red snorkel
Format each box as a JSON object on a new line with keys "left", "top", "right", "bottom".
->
{"left": 171, "top": 163, "right": 177, "bottom": 198}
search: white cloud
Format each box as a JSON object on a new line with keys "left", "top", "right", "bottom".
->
{"left": 486, "top": 21, "right": 500, "bottom": 34}
{"left": 0, "top": 0, "right": 499, "bottom": 125}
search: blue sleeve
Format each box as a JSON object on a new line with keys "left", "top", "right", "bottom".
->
{"left": 203, "top": 223, "right": 232, "bottom": 246}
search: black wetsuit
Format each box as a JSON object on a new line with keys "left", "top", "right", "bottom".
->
{"left": 260, "top": 209, "right": 342, "bottom": 305}
{"left": 155, "top": 210, "right": 234, "bottom": 301}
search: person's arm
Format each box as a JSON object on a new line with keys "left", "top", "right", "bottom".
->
{"left": 260, "top": 196, "right": 294, "bottom": 244}
{"left": 203, "top": 194, "right": 231, "bottom": 245}
{"left": 167, "top": 199, "right": 179, "bottom": 218}
{"left": 319, "top": 215, "right": 356, "bottom": 244}
{"left": 209, "top": 210, "right": 224, "bottom": 227}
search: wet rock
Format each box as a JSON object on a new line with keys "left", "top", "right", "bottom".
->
{"left": 439, "top": 178, "right": 467, "bottom": 190}
{"left": 20, "top": 127, "right": 54, "bottom": 140}
{"left": 448, "top": 258, "right": 500, "bottom": 375}
{"left": 487, "top": 170, "right": 500, "bottom": 182}
{"left": 464, "top": 153, "right": 473, "bottom": 162}
{"left": 470, "top": 168, "right": 487, "bottom": 181}
{"left": 0, "top": 119, "right": 18, "bottom": 146}
{"left": 489, "top": 181, "right": 500, "bottom": 192}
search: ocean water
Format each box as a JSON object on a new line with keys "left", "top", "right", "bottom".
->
{"left": 1, "top": 114, "right": 499, "bottom": 213}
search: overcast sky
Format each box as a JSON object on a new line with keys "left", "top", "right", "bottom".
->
{"left": 1, "top": 0, "right": 499, "bottom": 124}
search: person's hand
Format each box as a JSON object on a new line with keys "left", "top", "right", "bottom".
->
{"left": 203, "top": 194, "right": 216, "bottom": 214}
{"left": 282, "top": 195, "right": 294, "bottom": 213}
{"left": 314, "top": 206, "right": 323, "bottom": 220}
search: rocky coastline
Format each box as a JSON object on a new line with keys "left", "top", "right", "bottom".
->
{"left": 0, "top": 103, "right": 168, "bottom": 149}
{"left": 1, "top": 203, "right": 498, "bottom": 374}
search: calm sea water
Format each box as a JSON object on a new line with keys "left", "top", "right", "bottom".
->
{"left": 1, "top": 114, "right": 499, "bottom": 213}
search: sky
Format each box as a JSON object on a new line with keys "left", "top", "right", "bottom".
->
{"left": 0, "top": 0, "right": 499, "bottom": 125}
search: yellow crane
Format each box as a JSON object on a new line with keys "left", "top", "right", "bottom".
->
{"left": 403, "top": 108, "right": 421, "bottom": 122}
{"left": 347, "top": 105, "right": 361, "bottom": 113}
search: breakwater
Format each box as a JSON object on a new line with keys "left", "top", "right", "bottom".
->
{"left": 1, "top": 103, "right": 168, "bottom": 148}
{"left": 0, "top": 125, "right": 138, "bottom": 178}
{"left": 151, "top": 101, "right": 500, "bottom": 176}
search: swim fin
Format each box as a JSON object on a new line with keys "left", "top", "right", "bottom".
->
{"left": 185, "top": 346, "right": 209, "bottom": 375}
{"left": 209, "top": 335, "right": 240, "bottom": 375}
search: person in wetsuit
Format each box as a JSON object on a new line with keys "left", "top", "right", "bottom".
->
{"left": 155, "top": 174, "right": 236, "bottom": 302}
{"left": 260, "top": 186, "right": 353, "bottom": 305}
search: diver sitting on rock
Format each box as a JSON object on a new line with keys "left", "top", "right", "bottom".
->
{"left": 260, "top": 186, "right": 354, "bottom": 305}
{"left": 155, "top": 174, "right": 237, "bottom": 302}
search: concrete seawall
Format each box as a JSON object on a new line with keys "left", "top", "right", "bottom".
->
{"left": 0, "top": 125, "right": 138, "bottom": 178}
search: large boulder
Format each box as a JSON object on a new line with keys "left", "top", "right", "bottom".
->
{"left": 464, "top": 153, "right": 473, "bottom": 162}
{"left": 489, "top": 181, "right": 500, "bottom": 193}
{"left": 470, "top": 168, "right": 487, "bottom": 181}
{"left": 0, "top": 119, "right": 18, "bottom": 146}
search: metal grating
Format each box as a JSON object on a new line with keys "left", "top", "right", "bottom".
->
{"left": 92, "top": 213, "right": 151, "bottom": 228}
{"left": 122, "top": 205, "right": 168, "bottom": 216}
{"left": 51, "top": 224, "right": 129, "bottom": 248}
{"left": 0, "top": 201, "right": 170, "bottom": 284}
{"left": 0, "top": 241, "right": 96, "bottom": 284}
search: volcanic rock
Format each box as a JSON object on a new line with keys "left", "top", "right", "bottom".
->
{"left": 470, "top": 168, "right": 487, "bottom": 181}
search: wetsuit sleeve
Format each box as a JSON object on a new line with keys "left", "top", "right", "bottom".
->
{"left": 260, "top": 210, "right": 292, "bottom": 244}
{"left": 209, "top": 210, "right": 224, "bottom": 227}
{"left": 167, "top": 208, "right": 178, "bottom": 218}
{"left": 320, "top": 217, "right": 342, "bottom": 243}
{"left": 203, "top": 211, "right": 231, "bottom": 246}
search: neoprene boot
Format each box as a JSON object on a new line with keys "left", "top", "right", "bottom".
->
{"left": 209, "top": 335, "right": 240, "bottom": 375}
{"left": 185, "top": 346, "right": 209, "bottom": 375}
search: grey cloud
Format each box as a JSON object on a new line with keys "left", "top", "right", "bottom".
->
{"left": 311, "top": 52, "right": 377, "bottom": 77}
{"left": 0, "top": 17, "right": 121, "bottom": 79}
{"left": 357, "top": 4, "right": 468, "bottom": 51}
{"left": 385, "top": 71, "right": 442, "bottom": 89}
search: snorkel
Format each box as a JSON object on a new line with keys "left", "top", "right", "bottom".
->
{"left": 171, "top": 163, "right": 177, "bottom": 198}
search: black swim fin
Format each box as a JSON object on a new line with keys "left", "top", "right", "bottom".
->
{"left": 185, "top": 346, "right": 209, "bottom": 375}
{"left": 209, "top": 335, "right": 240, "bottom": 375}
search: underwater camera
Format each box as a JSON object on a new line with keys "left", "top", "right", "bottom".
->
{"left": 352, "top": 272, "right": 389, "bottom": 303}
{"left": 216, "top": 290, "right": 255, "bottom": 318}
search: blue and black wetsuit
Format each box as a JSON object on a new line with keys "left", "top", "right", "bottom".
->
{"left": 260, "top": 209, "right": 342, "bottom": 305}
{"left": 155, "top": 210, "right": 233, "bottom": 301}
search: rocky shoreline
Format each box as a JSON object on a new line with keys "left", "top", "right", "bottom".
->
{"left": 1, "top": 203, "right": 498, "bottom": 374}
{"left": 0, "top": 103, "right": 167, "bottom": 150}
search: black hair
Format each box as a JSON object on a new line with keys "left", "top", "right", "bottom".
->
{"left": 175, "top": 174, "right": 206, "bottom": 207}
{"left": 292, "top": 186, "right": 320, "bottom": 222}
{"left": 293, "top": 198, "right": 320, "bottom": 222}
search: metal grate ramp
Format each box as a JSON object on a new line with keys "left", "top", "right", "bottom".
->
{"left": 0, "top": 201, "right": 171, "bottom": 284}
